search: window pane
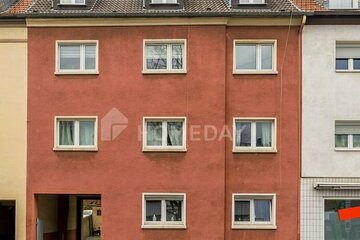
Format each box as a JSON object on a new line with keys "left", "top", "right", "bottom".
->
{"left": 167, "top": 122, "right": 183, "bottom": 146}
{"left": 329, "top": 0, "right": 353, "bottom": 9}
{"left": 146, "top": 200, "right": 161, "bottom": 222}
{"left": 59, "top": 45, "right": 81, "bottom": 70}
{"left": 336, "top": 58, "right": 349, "bottom": 70}
{"left": 353, "top": 134, "right": 360, "bottom": 147}
{"left": 261, "top": 44, "right": 273, "bottom": 70}
{"left": 236, "top": 44, "right": 256, "bottom": 70}
{"left": 75, "top": 0, "right": 85, "bottom": 3}
{"left": 79, "top": 121, "right": 95, "bottom": 146}
{"left": 234, "top": 201, "right": 250, "bottom": 222}
{"left": 85, "top": 44, "right": 96, "bottom": 70}
{"left": 335, "top": 134, "right": 348, "bottom": 148}
{"left": 256, "top": 122, "right": 272, "bottom": 147}
{"left": 235, "top": 122, "right": 251, "bottom": 147}
{"left": 166, "top": 200, "right": 182, "bottom": 221}
{"left": 172, "top": 44, "right": 183, "bottom": 70}
{"left": 146, "top": 45, "right": 167, "bottom": 69}
{"left": 354, "top": 59, "right": 360, "bottom": 70}
{"left": 146, "top": 122, "right": 162, "bottom": 146}
{"left": 325, "top": 200, "right": 360, "bottom": 240}
{"left": 59, "top": 121, "right": 74, "bottom": 145}
{"left": 254, "top": 200, "right": 271, "bottom": 222}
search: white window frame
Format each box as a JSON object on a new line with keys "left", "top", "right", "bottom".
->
{"left": 55, "top": 40, "right": 99, "bottom": 75}
{"left": 142, "top": 193, "right": 186, "bottom": 229}
{"left": 54, "top": 116, "right": 98, "bottom": 151}
{"left": 59, "top": 0, "right": 86, "bottom": 5}
{"left": 143, "top": 39, "right": 187, "bottom": 74}
{"left": 151, "top": 0, "right": 178, "bottom": 3}
{"left": 334, "top": 120, "right": 360, "bottom": 151}
{"left": 143, "top": 117, "right": 187, "bottom": 152}
{"left": 239, "top": 0, "right": 265, "bottom": 4}
{"left": 335, "top": 41, "right": 360, "bottom": 73}
{"left": 233, "top": 117, "right": 277, "bottom": 153}
{"left": 232, "top": 193, "right": 276, "bottom": 230}
{"left": 329, "top": 0, "right": 358, "bottom": 9}
{"left": 233, "top": 40, "right": 277, "bottom": 75}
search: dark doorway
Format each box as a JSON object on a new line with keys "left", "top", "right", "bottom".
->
{"left": 0, "top": 200, "right": 16, "bottom": 240}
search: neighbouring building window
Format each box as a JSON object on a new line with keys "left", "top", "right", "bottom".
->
{"left": 329, "top": 0, "right": 357, "bottom": 9}
{"left": 59, "top": 0, "right": 85, "bottom": 4}
{"left": 234, "top": 40, "right": 276, "bottom": 74}
{"left": 232, "top": 194, "right": 276, "bottom": 229}
{"left": 336, "top": 43, "right": 360, "bottom": 71}
{"left": 325, "top": 199, "right": 360, "bottom": 239}
{"left": 143, "top": 117, "right": 186, "bottom": 151}
{"left": 142, "top": 193, "right": 186, "bottom": 229}
{"left": 151, "top": 0, "right": 177, "bottom": 3}
{"left": 143, "top": 40, "right": 186, "bottom": 73}
{"left": 233, "top": 118, "right": 276, "bottom": 152}
{"left": 335, "top": 121, "right": 360, "bottom": 150}
{"left": 55, "top": 117, "right": 97, "bottom": 150}
{"left": 239, "top": 0, "right": 265, "bottom": 4}
{"left": 56, "top": 41, "right": 98, "bottom": 74}
{"left": 0, "top": 201, "right": 15, "bottom": 240}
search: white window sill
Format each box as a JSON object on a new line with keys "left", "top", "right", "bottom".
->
{"left": 55, "top": 71, "right": 99, "bottom": 75}
{"left": 232, "top": 224, "right": 277, "bottom": 230}
{"left": 142, "top": 148, "right": 187, "bottom": 153}
{"left": 335, "top": 148, "right": 360, "bottom": 152}
{"left": 142, "top": 70, "right": 187, "bottom": 75}
{"left": 53, "top": 147, "right": 98, "bottom": 152}
{"left": 233, "top": 70, "right": 278, "bottom": 75}
{"left": 233, "top": 148, "right": 277, "bottom": 153}
{"left": 141, "top": 224, "right": 186, "bottom": 229}
{"left": 335, "top": 70, "right": 360, "bottom": 73}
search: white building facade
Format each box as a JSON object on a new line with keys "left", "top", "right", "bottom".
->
{"left": 302, "top": 22, "right": 360, "bottom": 240}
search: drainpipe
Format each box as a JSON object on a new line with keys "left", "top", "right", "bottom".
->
{"left": 298, "top": 14, "right": 306, "bottom": 240}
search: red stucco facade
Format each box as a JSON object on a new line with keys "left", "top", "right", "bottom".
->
{"left": 27, "top": 23, "right": 300, "bottom": 240}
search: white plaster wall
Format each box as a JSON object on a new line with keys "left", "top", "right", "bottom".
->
{"left": 302, "top": 25, "right": 360, "bottom": 177}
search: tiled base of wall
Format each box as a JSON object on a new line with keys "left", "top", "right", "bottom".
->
{"left": 301, "top": 178, "right": 360, "bottom": 240}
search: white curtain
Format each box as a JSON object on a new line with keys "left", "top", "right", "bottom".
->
{"left": 147, "top": 122, "right": 162, "bottom": 146}
{"left": 59, "top": 121, "right": 74, "bottom": 145}
{"left": 79, "top": 121, "right": 94, "bottom": 145}
{"left": 261, "top": 123, "right": 272, "bottom": 147}
{"left": 167, "top": 122, "right": 183, "bottom": 146}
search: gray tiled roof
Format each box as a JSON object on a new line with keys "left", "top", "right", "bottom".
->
{"left": 0, "top": 0, "right": 18, "bottom": 13}
{"left": 25, "top": 0, "right": 302, "bottom": 16}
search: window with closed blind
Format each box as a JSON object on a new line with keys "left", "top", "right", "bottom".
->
{"left": 336, "top": 43, "right": 360, "bottom": 71}
{"left": 56, "top": 40, "right": 98, "bottom": 74}
{"left": 335, "top": 121, "right": 360, "bottom": 150}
